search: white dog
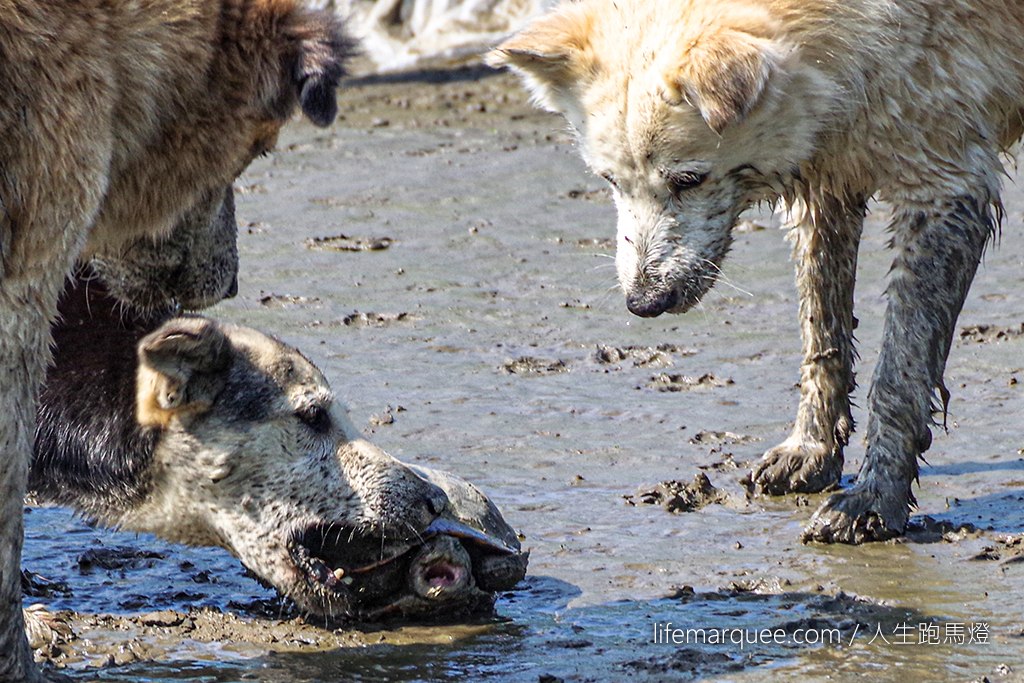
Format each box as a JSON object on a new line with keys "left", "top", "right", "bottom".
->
{"left": 491, "top": 0, "right": 1024, "bottom": 543}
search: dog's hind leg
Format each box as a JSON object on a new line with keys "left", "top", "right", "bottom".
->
{"left": 748, "top": 194, "right": 864, "bottom": 495}
{"left": 803, "top": 193, "right": 995, "bottom": 543}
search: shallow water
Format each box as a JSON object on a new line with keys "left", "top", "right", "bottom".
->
{"left": 24, "top": 71, "right": 1024, "bottom": 681}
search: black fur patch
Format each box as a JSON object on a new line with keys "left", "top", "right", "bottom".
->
{"left": 30, "top": 271, "right": 170, "bottom": 517}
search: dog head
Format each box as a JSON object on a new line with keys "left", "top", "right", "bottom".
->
{"left": 83, "top": 2, "right": 359, "bottom": 311}
{"left": 491, "top": 0, "right": 838, "bottom": 316}
{"left": 88, "top": 186, "right": 240, "bottom": 312}
{"left": 127, "top": 317, "right": 524, "bottom": 619}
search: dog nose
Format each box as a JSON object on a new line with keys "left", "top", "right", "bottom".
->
{"left": 626, "top": 287, "right": 678, "bottom": 317}
{"left": 225, "top": 274, "right": 238, "bottom": 299}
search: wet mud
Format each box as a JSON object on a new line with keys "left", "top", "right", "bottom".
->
{"left": 628, "top": 473, "right": 730, "bottom": 513}
{"left": 22, "top": 67, "right": 1024, "bottom": 681}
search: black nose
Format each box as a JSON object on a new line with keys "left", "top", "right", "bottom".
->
{"left": 626, "top": 288, "right": 678, "bottom": 318}
{"left": 225, "top": 274, "right": 238, "bottom": 299}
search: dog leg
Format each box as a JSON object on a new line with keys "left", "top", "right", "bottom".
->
{"left": 803, "top": 195, "right": 994, "bottom": 543}
{"left": 749, "top": 195, "right": 864, "bottom": 495}
{"left": 1, "top": 107, "right": 104, "bottom": 682}
{"left": 1, "top": 291, "right": 61, "bottom": 683}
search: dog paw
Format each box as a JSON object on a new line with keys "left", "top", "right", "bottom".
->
{"left": 800, "top": 485, "right": 910, "bottom": 544}
{"left": 744, "top": 438, "right": 843, "bottom": 495}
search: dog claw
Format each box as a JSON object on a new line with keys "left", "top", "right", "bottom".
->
{"left": 746, "top": 439, "right": 843, "bottom": 495}
{"left": 801, "top": 484, "right": 910, "bottom": 544}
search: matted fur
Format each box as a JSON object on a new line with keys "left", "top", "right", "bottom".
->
{"left": 27, "top": 276, "right": 525, "bottom": 638}
{"left": 0, "top": 2, "right": 355, "bottom": 679}
{"left": 491, "top": 0, "right": 1024, "bottom": 543}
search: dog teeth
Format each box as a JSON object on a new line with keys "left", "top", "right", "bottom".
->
{"left": 333, "top": 568, "right": 345, "bottom": 580}
{"left": 309, "top": 558, "right": 331, "bottom": 584}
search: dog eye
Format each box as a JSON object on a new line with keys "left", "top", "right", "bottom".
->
{"left": 663, "top": 170, "right": 707, "bottom": 196}
{"left": 296, "top": 405, "right": 331, "bottom": 434}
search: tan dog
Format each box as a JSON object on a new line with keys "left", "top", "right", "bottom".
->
{"left": 1, "top": 2, "right": 355, "bottom": 679}
{"left": 491, "top": 0, "right": 1024, "bottom": 543}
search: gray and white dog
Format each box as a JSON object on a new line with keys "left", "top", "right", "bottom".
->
{"left": 25, "top": 272, "right": 527, "bottom": 637}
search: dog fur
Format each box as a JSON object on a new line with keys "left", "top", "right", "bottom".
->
{"left": 27, "top": 274, "right": 525, "bottom": 633}
{"left": 490, "top": 0, "right": 1024, "bottom": 543}
{"left": 1, "top": 2, "right": 355, "bottom": 679}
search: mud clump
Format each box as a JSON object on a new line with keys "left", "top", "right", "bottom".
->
{"left": 624, "top": 648, "right": 756, "bottom": 676}
{"left": 903, "top": 515, "right": 983, "bottom": 543}
{"left": 594, "top": 344, "right": 696, "bottom": 369}
{"left": 368, "top": 405, "right": 403, "bottom": 426}
{"left": 21, "top": 571, "right": 71, "bottom": 599}
{"left": 957, "top": 322, "right": 1024, "bottom": 343}
{"left": 30, "top": 606, "right": 373, "bottom": 669}
{"left": 304, "top": 234, "right": 394, "bottom": 251}
{"left": 643, "top": 372, "right": 733, "bottom": 392}
{"left": 963, "top": 533, "right": 1024, "bottom": 564}
{"left": 500, "top": 356, "right": 571, "bottom": 376}
{"left": 688, "top": 430, "right": 760, "bottom": 446}
{"left": 630, "top": 473, "right": 727, "bottom": 513}
{"left": 76, "top": 547, "right": 167, "bottom": 572}
{"left": 342, "top": 311, "right": 418, "bottom": 327}
{"left": 258, "top": 293, "right": 322, "bottom": 308}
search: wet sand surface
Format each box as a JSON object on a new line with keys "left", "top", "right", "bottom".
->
{"left": 23, "top": 69, "right": 1024, "bottom": 681}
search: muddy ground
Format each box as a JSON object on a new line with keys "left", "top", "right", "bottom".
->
{"left": 22, "top": 68, "right": 1024, "bottom": 682}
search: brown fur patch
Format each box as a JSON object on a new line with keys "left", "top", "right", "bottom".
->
{"left": 1, "top": 1, "right": 355, "bottom": 675}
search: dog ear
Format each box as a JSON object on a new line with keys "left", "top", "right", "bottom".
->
{"left": 136, "top": 318, "right": 233, "bottom": 428}
{"left": 287, "top": 12, "right": 359, "bottom": 127}
{"left": 487, "top": 5, "right": 593, "bottom": 113}
{"left": 662, "top": 29, "right": 780, "bottom": 134}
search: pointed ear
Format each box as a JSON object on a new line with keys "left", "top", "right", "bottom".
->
{"left": 662, "top": 30, "right": 780, "bottom": 134}
{"left": 487, "top": 5, "right": 593, "bottom": 112}
{"left": 136, "top": 318, "right": 233, "bottom": 428}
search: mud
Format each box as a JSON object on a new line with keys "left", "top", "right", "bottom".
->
{"left": 304, "top": 234, "right": 394, "bottom": 252}
{"left": 628, "top": 473, "right": 731, "bottom": 513}
{"left": 644, "top": 372, "right": 735, "bottom": 392}
{"left": 958, "top": 323, "right": 1024, "bottom": 344}
{"left": 499, "top": 356, "right": 572, "bottom": 376}
{"left": 594, "top": 344, "right": 696, "bottom": 369}
{"left": 21, "top": 67, "right": 1024, "bottom": 682}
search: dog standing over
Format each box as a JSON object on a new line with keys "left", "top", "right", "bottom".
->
{"left": 491, "top": 0, "right": 1024, "bottom": 543}
{"left": 1, "top": 2, "right": 355, "bottom": 679}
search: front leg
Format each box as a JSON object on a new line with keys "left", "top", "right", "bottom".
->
{"left": 1, "top": 289, "right": 59, "bottom": 683}
{"left": 804, "top": 195, "right": 995, "bottom": 543}
{"left": 749, "top": 195, "right": 864, "bottom": 495}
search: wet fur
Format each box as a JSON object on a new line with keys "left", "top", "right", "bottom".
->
{"left": 491, "top": 0, "right": 1024, "bottom": 543}
{"left": 0, "top": 2, "right": 355, "bottom": 678}
{"left": 31, "top": 275, "right": 448, "bottom": 616}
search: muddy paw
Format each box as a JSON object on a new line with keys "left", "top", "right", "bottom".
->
{"left": 745, "top": 438, "right": 842, "bottom": 495}
{"left": 800, "top": 485, "right": 910, "bottom": 544}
